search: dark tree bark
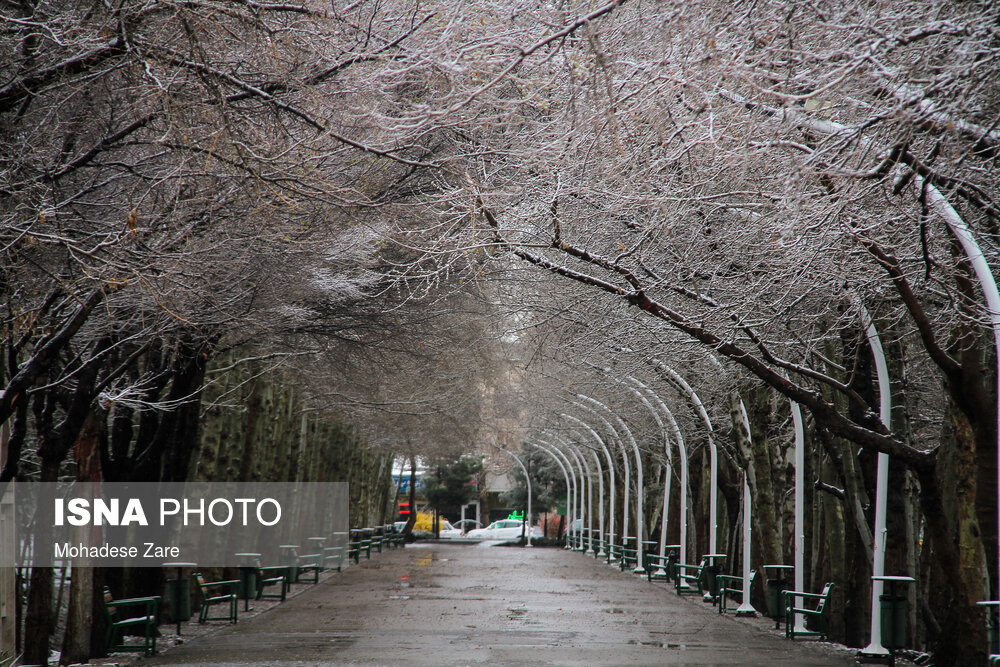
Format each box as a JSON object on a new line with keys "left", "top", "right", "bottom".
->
{"left": 60, "top": 408, "right": 104, "bottom": 664}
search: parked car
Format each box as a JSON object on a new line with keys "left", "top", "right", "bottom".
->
{"left": 452, "top": 519, "right": 482, "bottom": 534}
{"left": 437, "top": 520, "right": 464, "bottom": 539}
{"left": 465, "top": 519, "right": 543, "bottom": 541}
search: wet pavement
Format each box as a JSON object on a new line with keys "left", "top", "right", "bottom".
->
{"left": 141, "top": 542, "right": 862, "bottom": 666}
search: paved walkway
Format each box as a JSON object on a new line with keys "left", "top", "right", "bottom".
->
{"left": 144, "top": 542, "right": 861, "bottom": 666}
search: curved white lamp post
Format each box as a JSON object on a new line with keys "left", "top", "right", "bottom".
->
{"left": 859, "top": 306, "right": 893, "bottom": 658}
{"left": 562, "top": 412, "right": 618, "bottom": 561}
{"left": 789, "top": 398, "right": 807, "bottom": 632}
{"left": 912, "top": 173, "right": 1000, "bottom": 619}
{"left": 538, "top": 436, "right": 577, "bottom": 549}
{"left": 497, "top": 447, "right": 533, "bottom": 547}
{"left": 568, "top": 400, "right": 631, "bottom": 562}
{"left": 542, "top": 432, "right": 591, "bottom": 551}
{"left": 735, "top": 401, "right": 760, "bottom": 616}
{"left": 590, "top": 449, "right": 605, "bottom": 556}
{"left": 632, "top": 379, "right": 689, "bottom": 571}
{"left": 651, "top": 360, "right": 720, "bottom": 564}
{"left": 573, "top": 392, "right": 647, "bottom": 574}
{"left": 525, "top": 440, "right": 573, "bottom": 545}
{"left": 624, "top": 378, "right": 674, "bottom": 575}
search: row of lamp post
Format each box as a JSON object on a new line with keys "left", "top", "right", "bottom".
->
{"left": 517, "top": 329, "right": 921, "bottom": 654}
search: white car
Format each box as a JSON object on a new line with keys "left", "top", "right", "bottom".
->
{"left": 452, "top": 519, "right": 482, "bottom": 534}
{"left": 465, "top": 519, "right": 543, "bottom": 541}
{"left": 437, "top": 520, "right": 464, "bottom": 539}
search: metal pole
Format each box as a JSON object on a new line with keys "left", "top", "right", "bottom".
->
{"left": 574, "top": 392, "right": 646, "bottom": 574}
{"left": 562, "top": 413, "right": 617, "bottom": 561}
{"left": 789, "top": 400, "right": 806, "bottom": 632}
{"left": 631, "top": 377, "right": 689, "bottom": 571}
{"left": 542, "top": 433, "right": 591, "bottom": 552}
{"left": 497, "top": 448, "right": 533, "bottom": 547}
{"left": 860, "top": 305, "right": 892, "bottom": 658}
{"left": 913, "top": 172, "right": 1000, "bottom": 615}
{"left": 736, "top": 401, "right": 758, "bottom": 616}
{"left": 526, "top": 441, "right": 572, "bottom": 543}
{"left": 736, "top": 477, "right": 756, "bottom": 615}
{"left": 541, "top": 439, "right": 576, "bottom": 549}
{"left": 591, "top": 450, "right": 605, "bottom": 556}
{"left": 624, "top": 378, "right": 673, "bottom": 574}
{"left": 651, "top": 361, "right": 719, "bottom": 564}
{"left": 568, "top": 401, "right": 630, "bottom": 563}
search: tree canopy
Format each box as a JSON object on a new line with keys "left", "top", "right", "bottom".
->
{"left": 2, "top": 0, "right": 999, "bottom": 664}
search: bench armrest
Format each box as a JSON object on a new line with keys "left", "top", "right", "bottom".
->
{"left": 203, "top": 579, "right": 240, "bottom": 587}
{"left": 781, "top": 590, "right": 828, "bottom": 601}
{"left": 788, "top": 605, "right": 824, "bottom": 615}
{"left": 111, "top": 595, "right": 161, "bottom": 607}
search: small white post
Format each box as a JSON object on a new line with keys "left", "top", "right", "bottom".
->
{"left": 860, "top": 306, "right": 892, "bottom": 658}
{"left": 736, "top": 477, "right": 757, "bottom": 615}
{"left": 790, "top": 399, "right": 807, "bottom": 633}
{"left": 500, "top": 449, "right": 533, "bottom": 548}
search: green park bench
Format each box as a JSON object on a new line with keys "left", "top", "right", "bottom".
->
{"left": 675, "top": 558, "right": 707, "bottom": 596}
{"left": 194, "top": 573, "right": 238, "bottom": 624}
{"left": 646, "top": 554, "right": 670, "bottom": 583}
{"left": 296, "top": 553, "right": 322, "bottom": 584}
{"left": 717, "top": 570, "right": 757, "bottom": 614}
{"left": 256, "top": 565, "right": 289, "bottom": 601}
{"left": 323, "top": 545, "right": 346, "bottom": 571}
{"left": 619, "top": 545, "right": 638, "bottom": 572}
{"left": 361, "top": 532, "right": 373, "bottom": 559}
{"left": 592, "top": 536, "right": 605, "bottom": 558}
{"left": 348, "top": 540, "right": 361, "bottom": 563}
{"left": 102, "top": 586, "right": 160, "bottom": 656}
{"left": 646, "top": 546, "right": 680, "bottom": 584}
{"left": 783, "top": 582, "right": 835, "bottom": 640}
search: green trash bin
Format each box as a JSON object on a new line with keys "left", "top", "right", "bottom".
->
{"left": 705, "top": 564, "right": 721, "bottom": 601}
{"left": 979, "top": 600, "right": 1000, "bottom": 655}
{"left": 762, "top": 565, "right": 793, "bottom": 624}
{"left": 880, "top": 592, "right": 908, "bottom": 650}
{"left": 875, "top": 575, "right": 915, "bottom": 652}
{"left": 166, "top": 577, "right": 191, "bottom": 623}
{"left": 238, "top": 567, "right": 257, "bottom": 600}
{"left": 989, "top": 615, "right": 1000, "bottom": 655}
{"left": 766, "top": 578, "right": 782, "bottom": 618}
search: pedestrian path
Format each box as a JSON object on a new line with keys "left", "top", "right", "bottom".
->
{"left": 143, "top": 543, "right": 861, "bottom": 666}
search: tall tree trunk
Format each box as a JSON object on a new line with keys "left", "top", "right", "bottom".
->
{"left": 60, "top": 408, "right": 104, "bottom": 664}
{"left": 918, "top": 447, "right": 987, "bottom": 666}
{"left": 23, "top": 455, "right": 60, "bottom": 666}
{"left": 739, "top": 387, "right": 782, "bottom": 566}
{"left": 25, "top": 348, "right": 101, "bottom": 666}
